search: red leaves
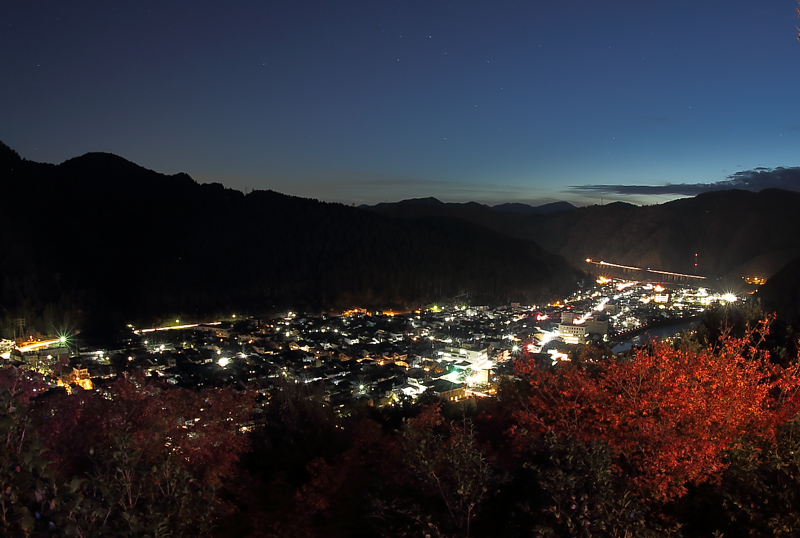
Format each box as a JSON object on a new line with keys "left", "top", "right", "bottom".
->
{"left": 512, "top": 330, "right": 800, "bottom": 501}
{"left": 30, "top": 373, "right": 254, "bottom": 486}
{"left": 0, "top": 366, "right": 46, "bottom": 407}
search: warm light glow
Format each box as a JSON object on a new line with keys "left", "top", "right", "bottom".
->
{"left": 17, "top": 338, "right": 60, "bottom": 353}
{"left": 77, "top": 378, "right": 93, "bottom": 391}
{"left": 137, "top": 322, "right": 208, "bottom": 334}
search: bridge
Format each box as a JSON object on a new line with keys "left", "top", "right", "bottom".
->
{"left": 585, "top": 259, "right": 707, "bottom": 281}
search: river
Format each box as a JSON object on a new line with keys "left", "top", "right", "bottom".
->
{"left": 610, "top": 315, "right": 705, "bottom": 353}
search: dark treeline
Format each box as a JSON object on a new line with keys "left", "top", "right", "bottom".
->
{"left": 0, "top": 142, "right": 584, "bottom": 335}
{"left": 758, "top": 252, "right": 800, "bottom": 325}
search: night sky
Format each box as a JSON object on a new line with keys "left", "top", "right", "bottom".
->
{"left": 3, "top": 1, "right": 799, "bottom": 206}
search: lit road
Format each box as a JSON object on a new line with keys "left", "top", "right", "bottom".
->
{"left": 18, "top": 338, "right": 62, "bottom": 353}
{"left": 585, "top": 259, "right": 706, "bottom": 280}
{"left": 135, "top": 321, "right": 221, "bottom": 335}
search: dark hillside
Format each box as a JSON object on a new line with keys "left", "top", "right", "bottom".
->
{"left": 369, "top": 190, "right": 800, "bottom": 280}
{"left": 0, "top": 143, "right": 583, "bottom": 334}
{"left": 523, "top": 190, "right": 800, "bottom": 278}
{"left": 757, "top": 254, "right": 800, "bottom": 324}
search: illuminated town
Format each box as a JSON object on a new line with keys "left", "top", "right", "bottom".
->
{"left": 0, "top": 275, "right": 744, "bottom": 407}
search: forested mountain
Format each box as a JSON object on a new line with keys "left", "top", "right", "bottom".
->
{"left": 491, "top": 201, "right": 577, "bottom": 215}
{"left": 364, "top": 198, "right": 577, "bottom": 221}
{"left": 368, "top": 190, "right": 800, "bottom": 279}
{"left": 0, "top": 142, "right": 583, "bottom": 334}
{"left": 757, "top": 253, "right": 800, "bottom": 324}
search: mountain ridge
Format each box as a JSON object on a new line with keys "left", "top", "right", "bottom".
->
{"left": 367, "top": 189, "right": 800, "bottom": 280}
{"left": 0, "top": 143, "right": 585, "bottom": 334}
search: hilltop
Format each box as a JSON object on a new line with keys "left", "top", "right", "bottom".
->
{"left": 0, "top": 142, "right": 584, "bottom": 334}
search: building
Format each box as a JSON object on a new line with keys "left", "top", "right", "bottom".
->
{"left": 439, "top": 347, "right": 490, "bottom": 370}
{"left": 558, "top": 323, "right": 586, "bottom": 345}
{"left": 585, "top": 319, "right": 608, "bottom": 337}
{"left": 423, "top": 379, "right": 466, "bottom": 402}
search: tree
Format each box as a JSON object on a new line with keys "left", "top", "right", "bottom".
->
{"left": 511, "top": 434, "right": 661, "bottom": 538}
{"left": 0, "top": 366, "right": 255, "bottom": 537}
{"left": 31, "top": 374, "right": 253, "bottom": 487}
{"left": 511, "top": 325, "right": 800, "bottom": 501}
{"left": 675, "top": 414, "right": 800, "bottom": 537}
{"left": 0, "top": 386, "right": 58, "bottom": 537}
{"left": 56, "top": 430, "right": 221, "bottom": 538}
{"left": 379, "top": 404, "right": 502, "bottom": 538}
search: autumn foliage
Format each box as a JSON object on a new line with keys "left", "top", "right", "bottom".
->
{"left": 0, "top": 366, "right": 256, "bottom": 537}
{"left": 512, "top": 325, "right": 800, "bottom": 501}
{"left": 6, "top": 316, "right": 800, "bottom": 537}
{"left": 30, "top": 373, "right": 253, "bottom": 486}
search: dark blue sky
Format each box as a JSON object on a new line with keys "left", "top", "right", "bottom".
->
{"left": 2, "top": 1, "right": 799, "bottom": 206}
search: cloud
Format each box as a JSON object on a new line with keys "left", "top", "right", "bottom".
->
{"left": 570, "top": 166, "right": 800, "bottom": 197}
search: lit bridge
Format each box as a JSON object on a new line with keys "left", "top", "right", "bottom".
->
{"left": 585, "top": 259, "right": 707, "bottom": 281}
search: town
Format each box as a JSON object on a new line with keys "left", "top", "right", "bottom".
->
{"left": 0, "top": 277, "right": 745, "bottom": 407}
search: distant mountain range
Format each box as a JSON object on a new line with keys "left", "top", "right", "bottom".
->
{"left": 491, "top": 201, "right": 577, "bottom": 215}
{"left": 4, "top": 140, "right": 800, "bottom": 331}
{"left": 0, "top": 142, "right": 584, "bottom": 333}
{"left": 365, "top": 191, "right": 800, "bottom": 281}
{"left": 361, "top": 198, "right": 577, "bottom": 217}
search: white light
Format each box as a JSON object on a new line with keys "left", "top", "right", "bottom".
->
{"left": 219, "top": 357, "right": 230, "bottom": 367}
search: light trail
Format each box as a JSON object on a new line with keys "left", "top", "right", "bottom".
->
{"left": 585, "top": 259, "right": 642, "bottom": 271}
{"left": 585, "top": 258, "right": 706, "bottom": 280}
{"left": 135, "top": 321, "right": 221, "bottom": 335}
{"left": 18, "top": 338, "right": 61, "bottom": 353}
{"left": 646, "top": 268, "right": 706, "bottom": 280}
